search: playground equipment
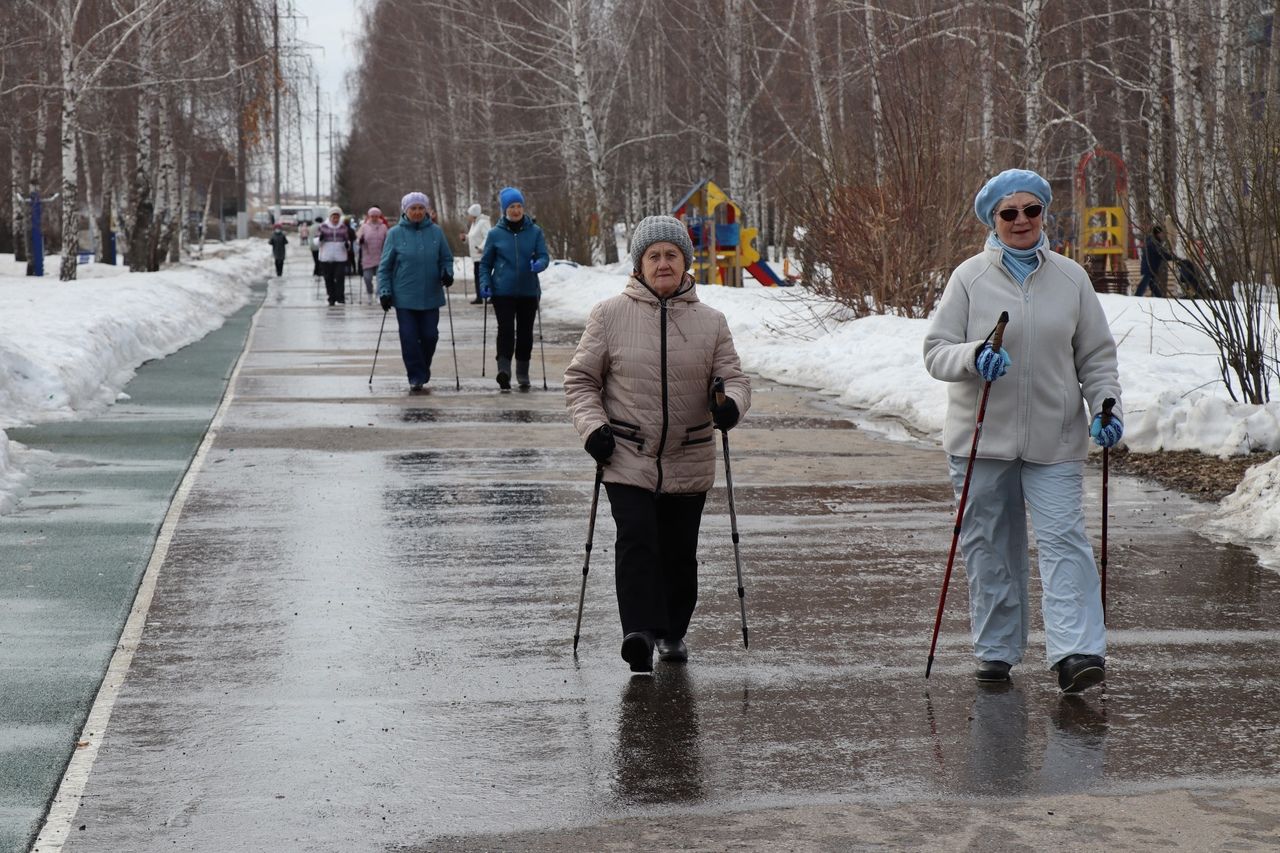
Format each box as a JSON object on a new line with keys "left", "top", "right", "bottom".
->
{"left": 672, "top": 179, "right": 788, "bottom": 287}
{"left": 1073, "top": 146, "right": 1132, "bottom": 294}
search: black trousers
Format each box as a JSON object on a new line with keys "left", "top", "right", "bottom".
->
{"left": 311, "top": 249, "right": 321, "bottom": 276}
{"left": 273, "top": 256, "right": 284, "bottom": 276}
{"left": 322, "top": 261, "right": 346, "bottom": 303}
{"left": 604, "top": 483, "right": 707, "bottom": 640}
{"left": 491, "top": 295, "right": 538, "bottom": 361}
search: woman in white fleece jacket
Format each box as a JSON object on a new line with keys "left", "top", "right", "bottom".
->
{"left": 923, "top": 168, "right": 1123, "bottom": 694}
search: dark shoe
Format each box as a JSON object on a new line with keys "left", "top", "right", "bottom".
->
{"left": 516, "top": 360, "right": 531, "bottom": 390}
{"left": 470, "top": 297, "right": 484, "bottom": 305}
{"left": 496, "top": 371, "right": 510, "bottom": 390}
{"left": 975, "top": 660, "right": 1012, "bottom": 682}
{"left": 620, "top": 632, "right": 655, "bottom": 673}
{"left": 409, "top": 384, "right": 427, "bottom": 394}
{"left": 1055, "top": 654, "right": 1105, "bottom": 693}
{"left": 657, "top": 638, "right": 688, "bottom": 663}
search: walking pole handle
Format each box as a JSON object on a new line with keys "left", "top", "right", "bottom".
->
{"left": 712, "top": 376, "right": 726, "bottom": 410}
{"left": 1101, "top": 397, "right": 1116, "bottom": 426}
{"left": 989, "top": 310, "right": 1010, "bottom": 351}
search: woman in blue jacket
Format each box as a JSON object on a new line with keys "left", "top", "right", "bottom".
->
{"left": 478, "top": 186, "right": 550, "bottom": 390}
{"left": 377, "top": 192, "right": 454, "bottom": 393}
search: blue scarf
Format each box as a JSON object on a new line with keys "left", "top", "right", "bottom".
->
{"left": 986, "top": 232, "right": 1046, "bottom": 286}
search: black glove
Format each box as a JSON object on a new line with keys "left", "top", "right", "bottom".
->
{"left": 585, "top": 425, "right": 615, "bottom": 466}
{"left": 442, "top": 274, "right": 454, "bottom": 288}
{"left": 379, "top": 294, "right": 393, "bottom": 312}
{"left": 711, "top": 397, "right": 739, "bottom": 431}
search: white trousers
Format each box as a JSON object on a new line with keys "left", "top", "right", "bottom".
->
{"left": 947, "top": 456, "right": 1106, "bottom": 667}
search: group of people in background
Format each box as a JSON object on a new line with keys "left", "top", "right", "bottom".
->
{"left": 292, "top": 185, "right": 547, "bottom": 395}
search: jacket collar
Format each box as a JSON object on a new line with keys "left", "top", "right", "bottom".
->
{"left": 623, "top": 273, "right": 699, "bottom": 305}
{"left": 398, "top": 214, "right": 432, "bottom": 230}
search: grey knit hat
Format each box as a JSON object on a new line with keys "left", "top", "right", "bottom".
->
{"left": 630, "top": 215, "right": 693, "bottom": 271}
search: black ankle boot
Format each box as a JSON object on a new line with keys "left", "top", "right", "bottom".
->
{"left": 620, "top": 632, "right": 655, "bottom": 673}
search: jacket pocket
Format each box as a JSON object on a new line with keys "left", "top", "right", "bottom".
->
{"left": 1061, "top": 382, "right": 1077, "bottom": 443}
{"left": 681, "top": 420, "right": 714, "bottom": 446}
{"left": 609, "top": 418, "right": 645, "bottom": 450}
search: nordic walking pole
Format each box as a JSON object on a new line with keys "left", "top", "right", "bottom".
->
{"left": 925, "top": 311, "right": 1009, "bottom": 679}
{"left": 369, "top": 308, "right": 389, "bottom": 385}
{"left": 445, "top": 280, "right": 461, "bottom": 391}
{"left": 1100, "top": 396, "right": 1116, "bottom": 619}
{"left": 537, "top": 302, "right": 548, "bottom": 390}
{"left": 481, "top": 296, "right": 488, "bottom": 377}
{"left": 712, "top": 377, "right": 749, "bottom": 649}
{"left": 573, "top": 463, "right": 605, "bottom": 653}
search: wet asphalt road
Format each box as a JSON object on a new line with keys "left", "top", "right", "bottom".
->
{"left": 28, "top": 266, "right": 1280, "bottom": 850}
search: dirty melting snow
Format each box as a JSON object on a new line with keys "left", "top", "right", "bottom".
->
{"left": 2, "top": 250, "right": 1277, "bottom": 568}
{"left": 0, "top": 243, "right": 257, "bottom": 513}
{"left": 540, "top": 262, "right": 1280, "bottom": 569}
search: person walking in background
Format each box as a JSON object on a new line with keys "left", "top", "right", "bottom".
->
{"left": 1135, "top": 225, "right": 1173, "bottom": 297}
{"left": 357, "top": 207, "right": 389, "bottom": 298}
{"left": 318, "top": 207, "right": 350, "bottom": 305}
{"left": 345, "top": 215, "right": 359, "bottom": 277}
{"left": 564, "top": 215, "right": 751, "bottom": 674}
{"left": 309, "top": 215, "right": 323, "bottom": 277}
{"left": 298, "top": 219, "right": 311, "bottom": 253}
{"left": 478, "top": 186, "right": 549, "bottom": 390}
{"left": 377, "top": 192, "right": 454, "bottom": 393}
{"left": 923, "top": 168, "right": 1123, "bottom": 694}
{"left": 268, "top": 224, "right": 288, "bottom": 277}
{"left": 463, "top": 202, "right": 491, "bottom": 304}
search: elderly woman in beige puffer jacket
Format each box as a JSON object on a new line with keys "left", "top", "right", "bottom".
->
{"left": 565, "top": 215, "right": 751, "bottom": 674}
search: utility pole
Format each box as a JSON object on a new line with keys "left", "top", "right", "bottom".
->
{"left": 315, "top": 82, "right": 321, "bottom": 205}
{"left": 272, "top": 0, "right": 281, "bottom": 215}
{"left": 328, "top": 112, "right": 334, "bottom": 204}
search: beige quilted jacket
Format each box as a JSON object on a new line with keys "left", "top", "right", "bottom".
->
{"left": 564, "top": 275, "right": 751, "bottom": 494}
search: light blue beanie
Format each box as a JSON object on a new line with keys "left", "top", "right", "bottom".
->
{"left": 974, "top": 169, "right": 1052, "bottom": 228}
{"left": 499, "top": 187, "right": 525, "bottom": 212}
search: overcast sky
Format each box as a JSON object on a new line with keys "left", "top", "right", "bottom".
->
{"left": 282, "top": 0, "right": 362, "bottom": 204}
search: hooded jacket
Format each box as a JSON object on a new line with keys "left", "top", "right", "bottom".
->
{"left": 923, "top": 243, "right": 1122, "bottom": 463}
{"left": 376, "top": 214, "right": 454, "bottom": 311}
{"left": 564, "top": 275, "right": 751, "bottom": 494}
{"left": 478, "top": 217, "right": 549, "bottom": 298}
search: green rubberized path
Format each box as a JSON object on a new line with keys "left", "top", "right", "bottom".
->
{"left": 0, "top": 280, "right": 266, "bottom": 853}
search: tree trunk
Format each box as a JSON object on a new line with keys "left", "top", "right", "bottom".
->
{"left": 801, "top": 0, "right": 834, "bottom": 173}
{"left": 58, "top": 0, "right": 79, "bottom": 282}
{"left": 130, "top": 12, "right": 156, "bottom": 271}
{"left": 11, "top": 138, "right": 26, "bottom": 264}
{"left": 1022, "top": 0, "right": 1044, "bottom": 166}
{"left": 567, "top": 0, "right": 610, "bottom": 265}
{"left": 864, "top": 2, "right": 884, "bottom": 183}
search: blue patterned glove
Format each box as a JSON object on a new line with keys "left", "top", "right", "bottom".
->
{"left": 975, "top": 344, "right": 1011, "bottom": 381}
{"left": 1090, "top": 414, "right": 1124, "bottom": 448}
{"left": 479, "top": 283, "right": 492, "bottom": 299}
{"left": 530, "top": 257, "right": 547, "bottom": 273}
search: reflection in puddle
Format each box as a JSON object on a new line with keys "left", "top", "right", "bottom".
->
{"left": 612, "top": 669, "right": 704, "bottom": 806}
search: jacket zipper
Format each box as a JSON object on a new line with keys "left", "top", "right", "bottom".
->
{"left": 655, "top": 298, "right": 670, "bottom": 493}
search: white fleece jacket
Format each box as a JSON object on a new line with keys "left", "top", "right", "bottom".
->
{"left": 923, "top": 244, "right": 1122, "bottom": 463}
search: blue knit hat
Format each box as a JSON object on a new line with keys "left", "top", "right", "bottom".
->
{"left": 499, "top": 187, "right": 525, "bottom": 213}
{"left": 974, "top": 169, "right": 1052, "bottom": 228}
{"left": 401, "top": 191, "right": 430, "bottom": 213}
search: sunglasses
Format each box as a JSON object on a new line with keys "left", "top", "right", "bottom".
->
{"left": 996, "top": 204, "right": 1043, "bottom": 222}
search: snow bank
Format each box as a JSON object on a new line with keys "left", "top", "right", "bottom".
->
{"left": 0, "top": 242, "right": 262, "bottom": 510}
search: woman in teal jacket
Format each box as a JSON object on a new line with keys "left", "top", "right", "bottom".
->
{"left": 478, "top": 186, "right": 550, "bottom": 390}
{"left": 377, "top": 191, "right": 454, "bottom": 393}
